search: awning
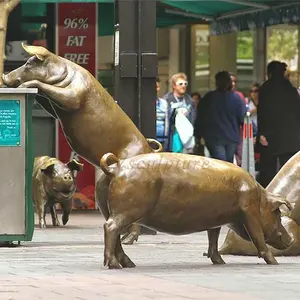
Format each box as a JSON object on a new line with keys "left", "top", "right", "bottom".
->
{"left": 163, "top": 1, "right": 300, "bottom": 34}
{"left": 20, "top": 1, "right": 203, "bottom": 36}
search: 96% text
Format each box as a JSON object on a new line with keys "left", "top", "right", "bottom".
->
{"left": 64, "top": 18, "right": 88, "bottom": 29}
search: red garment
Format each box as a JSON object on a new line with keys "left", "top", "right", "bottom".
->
{"left": 234, "top": 90, "right": 247, "bottom": 103}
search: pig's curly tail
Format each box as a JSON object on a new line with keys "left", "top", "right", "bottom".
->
{"left": 147, "top": 138, "right": 163, "bottom": 153}
{"left": 100, "top": 153, "right": 120, "bottom": 176}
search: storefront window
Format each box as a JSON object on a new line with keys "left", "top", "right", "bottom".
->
{"left": 190, "top": 25, "right": 210, "bottom": 95}
{"left": 267, "top": 24, "right": 299, "bottom": 88}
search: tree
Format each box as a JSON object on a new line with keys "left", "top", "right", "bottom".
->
{"left": 237, "top": 30, "right": 254, "bottom": 60}
{"left": 268, "top": 28, "right": 298, "bottom": 66}
{"left": 0, "top": 0, "right": 20, "bottom": 86}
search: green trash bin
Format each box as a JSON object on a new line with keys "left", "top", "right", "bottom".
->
{"left": 0, "top": 88, "right": 37, "bottom": 243}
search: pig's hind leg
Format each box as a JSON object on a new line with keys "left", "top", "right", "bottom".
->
{"left": 104, "top": 217, "right": 137, "bottom": 269}
{"left": 96, "top": 176, "right": 135, "bottom": 269}
{"left": 242, "top": 210, "right": 278, "bottom": 265}
{"left": 205, "top": 228, "right": 225, "bottom": 264}
{"left": 115, "top": 236, "right": 136, "bottom": 268}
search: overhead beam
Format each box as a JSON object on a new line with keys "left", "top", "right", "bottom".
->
{"left": 164, "top": 8, "right": 213, "bottom": 21}
{"left": 219, "top": 0, "right": 270, "bottom": 9}
{"left": 217, "top": 1, "right": 300, "bottom": 19}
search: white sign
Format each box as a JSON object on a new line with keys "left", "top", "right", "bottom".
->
{"left": 114, "top": 29, "right": 120, "bottom": 67}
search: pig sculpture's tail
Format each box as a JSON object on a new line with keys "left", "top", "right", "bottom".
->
{"left": 100, "top": 153, "right": 120, "bottom": 176}
{"left": 147, "top": 138, "right": 163, "bottom": 153}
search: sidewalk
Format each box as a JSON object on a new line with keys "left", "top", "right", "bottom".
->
{"left": 0, "top": 212, "right": 299, "bottom": 300}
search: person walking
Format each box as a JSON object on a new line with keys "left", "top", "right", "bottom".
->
{"left": 257, "top": 60, "right": 300, "bottom": 187}
{"left": 164, "top": 73, "right": 196, "bottom": 153}
{"left": 194, "top": 70, "right": 247, "bottom": 163}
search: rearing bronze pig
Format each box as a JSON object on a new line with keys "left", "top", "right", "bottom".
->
{"left": 97, "top": 152, "right": 293, "bottom": 269}
{"left": 2, "top": 43, "right": 161, "bottom": 243}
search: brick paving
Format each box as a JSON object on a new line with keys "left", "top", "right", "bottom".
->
{"left": 0, "top": 211, "right": 299, "bottom": 299}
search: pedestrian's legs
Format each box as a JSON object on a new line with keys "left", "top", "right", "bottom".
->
{"left": 225, "top": 142, "right": 238, "bottom": 163}
{"left": 258, "top": 152, "right": 277, "bottom": 188}
{"left": 206, "top": 144, "right": 226, "bottom": 161}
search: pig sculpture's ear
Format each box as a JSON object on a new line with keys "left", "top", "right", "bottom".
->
{"left": 41, "top": 163, "right": 55, "bottom": 176}
{"left": 269, "top": 193, "right": 293, "bottom": 211}
{"left": 22, "top": 43, "right": 50, "bottom": 62}
{"left": 66, "top": 159, "right": 84, "bottom": 172}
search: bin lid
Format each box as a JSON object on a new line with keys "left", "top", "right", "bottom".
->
{"left": 0, "top": 88, "right": 38, "bottom": 94}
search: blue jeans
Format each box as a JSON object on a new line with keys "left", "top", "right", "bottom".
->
{"left": 206, "top": 142, "right": 238, "bottom": 163}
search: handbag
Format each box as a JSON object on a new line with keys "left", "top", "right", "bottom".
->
{"left": 172, "top": 130, "right": 183, "bottom": 153}
{"left": 175, "top": 112, "right": 195, "bottom": 150}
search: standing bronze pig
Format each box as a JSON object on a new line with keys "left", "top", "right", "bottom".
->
{"left": 96, "top": 152, "right": 293, "bottom": 269}
{"left": 33, "top": 156, "right": 83, "bottom": 228}
{"left": 219, "top": 150, "right": 300, "bottom": 256}
{"left": 2, "top": 44, "right": 161, "bottom": 244}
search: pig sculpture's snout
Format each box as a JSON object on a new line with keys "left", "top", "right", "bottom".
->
{"left": 63, "top": 174, "right": 73, "bottom": 183}
{"left": 2, "top": 73, "right": 21, "bottom": 88}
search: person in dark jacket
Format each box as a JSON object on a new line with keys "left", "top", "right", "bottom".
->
{"left": 257, "top": 60, "right": 300, "bottom": 187}
{"left": 194, "top": 71, "right": 247, "bottom": 163}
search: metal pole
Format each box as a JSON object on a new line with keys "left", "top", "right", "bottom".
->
{"left": 114, "top": 0, "right": 157, "bottom": 235}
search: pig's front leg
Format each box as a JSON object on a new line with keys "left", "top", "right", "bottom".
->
{"left": 37, "top": 203, "right": 46, "bottom": 229}
{"left": 206, "top": 228, "right": 225, "bottom": 264}
{"left": 50, "top": 205, "right": 60, "bottom": 227}
{"left": 33, "top": 185, "right": 47, "bottom": 229}
{"left": 19, "top": 80, "right": 81, "bottom": 111}
{"left": 121, "top": 224, "right": 140, "bottom": 245}
{"left": 243, "top": 211, "right": 278, "bottom": 264}
{"left": 61, "top": 198, "right": 73, "bottom": 225}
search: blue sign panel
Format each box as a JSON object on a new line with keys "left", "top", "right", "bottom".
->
{"left": 0, "top": 100, "right": 20, "bottom": 147}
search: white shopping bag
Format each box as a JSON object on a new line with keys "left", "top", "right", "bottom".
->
{"left": 175, "top": 112, "right": 195, "bottom": 150}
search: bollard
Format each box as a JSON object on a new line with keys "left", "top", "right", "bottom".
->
{"left": 241, "top": 112, "right": 256, "bottom": 178}
{"left": 0, "top": 88, "right": 37, "bottom": 244}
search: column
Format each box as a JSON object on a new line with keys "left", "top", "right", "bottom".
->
{"left": 209, "top": 32, "right": 237, "bottom": 88}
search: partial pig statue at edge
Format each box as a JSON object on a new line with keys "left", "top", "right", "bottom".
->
{"left": 97, "top": 152, "right": 293, "bottom": 269}
{"left": 219, "top": 150, "right": 300, "bottom": 256}
{"left": 2, "top": 43, "right": 162, "bottom": 243}
{"left": 33, "top": 156, "right": 84, "bottom": 228}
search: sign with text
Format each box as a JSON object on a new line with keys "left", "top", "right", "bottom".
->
{"left": 56, "top": 3, "right": 97, "bottom": 210}
{"left": 0, "top": 100, "right": 20, "bottom": 147}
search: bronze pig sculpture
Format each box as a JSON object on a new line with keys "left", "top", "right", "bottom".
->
{"left": 2, "top": 43, "right": 161, "bottom": 244}
{"left": 219, "top": 216, "right": 300, "bottom": 256}
{"left": 96, "top": 152, "right": 293, "bottom": 269}
{"left": 33, "top": 156, "right": 83, "bottom": 228}
{"left": 220, "top": 150, "right": 300, "bottom": 256}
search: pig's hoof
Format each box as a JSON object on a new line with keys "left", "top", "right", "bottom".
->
{"left": 260, "top": 251, "right": 278, "bottom": 265}
{"left": 265, "top": 256, "right": 278, "bottom": 265}
{"left": 211, "top": 255, "right": 226, "bottom": 265}
{"left": 121, "top": 233, "right": 139, "bottom": 245}
{"left": 39, "top": 223, "right": 46, "bottom": 229}
{"left": 104, "top": 257, "right": 123, "bottom": 269}
{"left": 119, "top": 255, "right": 136, "bottom": 268}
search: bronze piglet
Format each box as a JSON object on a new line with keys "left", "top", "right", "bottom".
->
{"left": 32, "top": 156, "right": 83, "bottom": 228}
{"left": 96, "top": 152, "right": 294, "bottom": 269}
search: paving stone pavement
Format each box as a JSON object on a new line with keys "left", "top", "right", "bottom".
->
{"left": 0, "top": 211, "right": 299, "bottom": 300}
